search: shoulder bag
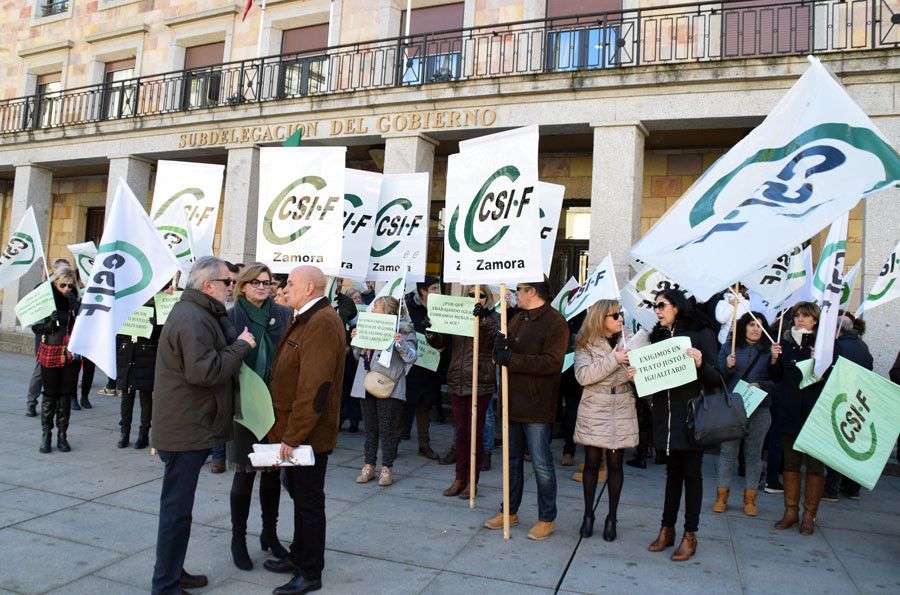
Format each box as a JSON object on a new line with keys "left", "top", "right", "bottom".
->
{"left": 685, "top": 372, "right": 748, "bottom": 447}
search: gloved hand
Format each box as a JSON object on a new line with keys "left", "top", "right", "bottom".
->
{"left": 473, "top": 303, "right": 488, "bottom": 319}
{"left": 493, "top": 333, "right": 511, "bottom": 366}
{"left": 422, "top": 316, "right": 432, "bottom": 329}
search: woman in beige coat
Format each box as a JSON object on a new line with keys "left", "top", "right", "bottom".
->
{"left": 574, "top": 299, "right": 637, "bottom": 542}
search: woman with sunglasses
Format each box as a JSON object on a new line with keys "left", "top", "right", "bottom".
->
{"left": 225, "top": 263, "right": 293, "bottom": 570}
{"left": 31, "top": 267, "right": 81, "bottom": 453}
{"left": 646, "top": 289, "right": 720, "bottom": 561}
{"left": 425, "top": 285, "right": 498, "bottom": 499}
{"left": 573, "top": 300, "right": 637, "bottom": 541}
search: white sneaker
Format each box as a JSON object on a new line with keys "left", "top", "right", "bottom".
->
{"left": 356, "top": 464, "right": 375, "bottom": 484}
{"left": 378, "top": 466, "right": 393, "bottom": 486}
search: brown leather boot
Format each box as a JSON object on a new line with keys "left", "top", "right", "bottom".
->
{"left": 712, "top": 487, "right": 729, "bottom": 513}
{"left": 443, "top": 480, "right": 465, "bottom": 497}
{"left": 648, "top": 526, "right": 675, "bottom": 552}
{"left": 800, "top": 473, "right": 826, "bottom": 535}
{"left": 743, "top": 489, "right": 759, "bottom": 517}
{"left": 774, "top": 471, "right": 801, "bottom": 530}
{"left": 671, "top": 532, "right": 697, "bottom": 561}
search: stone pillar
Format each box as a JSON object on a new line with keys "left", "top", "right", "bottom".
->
{"left": 1, "top": 164, "right": 53, "bottom": 331}
{"left": 106, "top": 156, "right": 152, "bottom": 215}
{"left": 382, "top": 133, "right": 437, "bottom": 176}
{"left": 588, "top": 122, "right": 647, "bottom": 284}
{"left": 219, "top": 147, "right": 260, "bottom": 265}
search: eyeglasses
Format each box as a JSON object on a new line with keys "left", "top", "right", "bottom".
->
{"left": 606, "top": 312, "right": 622, "bottom": 320}
{"left": 213, "top": 278, "right": 236, "bottom": 287}
{"left": 57, "top": 283, "right": 75, "bottom": 290}
{"left": 653, "top": 302, "right": 671, "bottom": 311}
{"left": 247, "top": 280, "right": 273, "bottom": 288}
{"left": 467, "top": 293, "right": 487, "bottom": 299}
{"left": 515, "top": 286, "right": 531, "bottom": 293}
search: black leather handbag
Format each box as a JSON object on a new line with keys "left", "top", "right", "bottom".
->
{"left": 686, "top": 374, "right": 749, "bottom": 446}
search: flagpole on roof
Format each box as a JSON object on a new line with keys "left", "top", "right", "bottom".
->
{"left": 256, "top": 0, "right": 268, "bottom": 59}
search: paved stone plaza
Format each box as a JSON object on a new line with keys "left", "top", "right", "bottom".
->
{"left": 0, "top": 350, "right": 898, "bottom": 594}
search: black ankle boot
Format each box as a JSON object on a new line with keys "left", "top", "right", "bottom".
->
{"left": 80, "top": 395, "right": 92, "bottom": 409}
{"left": 57, "top": 433, "right": 71, "bottom": 452}
{"left": 603, "top": 515, "right": 617, "bottom": 542}
{"left": 231, "top": 534, "right": 253, "bottom": 571}
{"left": 579, "top": 513, "right": 595, "bottom": 538}
{"left": 40, "top": 430, "right": 52, "bottom": 453}
{"left": 117, "top": 430, "right": 130, "bottom": 448}
{"left": 71, "top": 399, "right": 81, "bottom": 411}
{"left": 134, "top": 431, "right": 149, "bottom": 449}
{"left": 260, "top": 532, "right": 290, "bottom": 559}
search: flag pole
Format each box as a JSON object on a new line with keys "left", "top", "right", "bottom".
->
{"left": 255, "top": 0, "right": 268, "bottom": 59}
{"left": 499, "top": 282, "right": 510, "bottom": 540}
{"left": 730, "top": 283, "right": 739, "bottom": 355}
{"left": 776, "top": 306, "right": 786, "bottom": 344}
{"left": 730, "top": 288, "right": 776, "bottom": 345}
{"left": 469, "top": 284, "right": 480, "bottom": 510}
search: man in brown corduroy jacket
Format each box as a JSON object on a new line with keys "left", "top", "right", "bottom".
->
{"left": 263, "top": 265, "right": 345, "bottom": 595}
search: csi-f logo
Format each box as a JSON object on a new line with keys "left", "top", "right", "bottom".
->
{"left": 153, "top": 188, "right": 215, "bottom": 228}
{"left": 263, "top": 176, "right": 340, "bottom": 245}
{"left": 813, "top": 241, "right": 847, "bottom": 298}
{"left": 463, "top": 166, "right": 534, "bottom": 253}
{"left": 80, "top": 241, "right": 153, "bottom": 317}
{"left": 866, "top": 251, "right": 898, "bottom": 302}
{"left": 559, "top": 269, "right": 609, "bottom": 317}
{"left": 831, "top": 389, "right": 877, "bottom": 461}
{"left": 0, "top": 232, "right": 36, "bottom": 267}
{"left": 76, "top": 254, "right": 95, "bottom": 278}
{"left": 343, "top": 194, "right": 373, "bottom": 237}
{"left": 157, "top": 225, "right": 192, "bottom": 258}
{"left": 680, "top": 123, "right": 900, "bottom": 248}
{"left": 634, "top": 268, "right": 684, "bottom": 310}
{"left": 370, "top": 198, "right": 423, "bottom": 258}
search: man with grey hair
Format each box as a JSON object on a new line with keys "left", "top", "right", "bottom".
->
{"left": 151, "top": 256, "right": 257, "bottom": 595}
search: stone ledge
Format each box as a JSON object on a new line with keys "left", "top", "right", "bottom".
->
{"left": 164, "top": 6, "right": 240, "bottom": 28}
{"left": 85, "top": 25, "right": 150, "bottom": 44}
{"left": 0, "top": 331, "right": 34, "bottom": 356}
{"left": 17, "top": 40, "right": 75, "bottom": 58}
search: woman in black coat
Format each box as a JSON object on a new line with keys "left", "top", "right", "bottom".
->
{"left": 31, "top": 267, "right": 81, "bottom": 453}
{"left": 768, "top": 301, "right": 826, "bottom": 536}
{"left": 225, "top": 263, "right": 293, "bottom": 571}
{"left": 645, "top": 289, "right": 720, "bottom": 562}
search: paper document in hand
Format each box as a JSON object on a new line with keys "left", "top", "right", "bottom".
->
{"left": 248, "top": 443, "right": 316, "bottom": 467}
{"left": 734, "top": 379, "right": 768, "bottom": 418}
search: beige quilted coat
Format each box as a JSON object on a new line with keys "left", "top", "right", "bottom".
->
{"left": 573, "top": 340, "right": 639, "bottom": 450}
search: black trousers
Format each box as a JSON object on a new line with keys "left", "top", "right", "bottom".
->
{"left": 662, "top": 450, "right": 703, "bottom": 533}
{"left": 286, "top": 453, "right": 329, "bottom": 581}
{"left": 120, "top": 388, "right": 152, "bottom": 434}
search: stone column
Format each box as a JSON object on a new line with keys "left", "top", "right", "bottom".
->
{"left": 1, "top": 164, "right": 53, "bottom": 331}
{"left": 588, "top": 122, "right": 648, "bottom": 284}
{"left": 106, "top": 156, "right": 152, "bottom": 215}
{"left": 219, "top": 146, "right": 260, "bottom": 265}
{"left": 382, "top": 133, "right": 437, "bottom": 176}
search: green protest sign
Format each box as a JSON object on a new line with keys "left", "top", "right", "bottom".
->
{"left": 356, "top": 303, "right": 368, "bottom": 314}
{"left": 154, "top": 291, "right": 182, "bottom": 325}
{"left": 351, "top": 312, "right": 397, "bottom": 350}
{"left": 734, "top": 379, "right": 768, "bottom": 417}
{"left": 118, "top": 306, "right": 154, "bottom": 338}
{"left": 629, "top": 336, "right": 696, "bottom": 397}
{"left": 414, "top": 333, "right": 440, "bottom": 372}
{"left": 15, "top": 280, "right": 55, "bottom": 327}
{"left": 796, "top": 358, "right": 821, "bottom": 388}
{"left": 794, "top": 357, "right": 900, "bottom": 490}
{"left": 427, "top": 294, "right": 476, "bottom": 337}
{"left": 562, "top": 352, "right": 575, "bottom": 373}
{"left": 237, "top": 364, "right": 276, "bottom": 440}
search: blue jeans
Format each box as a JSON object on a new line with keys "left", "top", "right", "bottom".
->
{"left": 717, "top": 407, "right": 771, "bottom": 490}
{"left": 211, "top": 443, "right": 225, "bottom": 462}
{"left": 505, "top": 421, "right": 557, "bottom": 522}
{"left": 152, "top": 449, "right": 210, "bottom": 595}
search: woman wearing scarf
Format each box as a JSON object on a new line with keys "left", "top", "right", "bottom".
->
{"left": 226, "top": 263, "right": 293, "bottom": 571}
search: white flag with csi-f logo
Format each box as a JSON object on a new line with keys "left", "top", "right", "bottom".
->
{"left": 812, "top": 213, "right": 849, "bottom": 378}
{"left": 341, "top": 169, "right": 382, "bottom": 281}
{"left": 552, "top": 253, "right": 619, "bottom": 321}
{"left": 0, "top": 206, "right": 47, "bottom": 290}
{"left": 451, "top": 125, "right": 543, "bottom": 284}
{"left": 257, "top": 147, "right": 346, "bottom": 276}
{"left": 67, "top": 241, "right": 97, "bottom": 283}
{"left": 153, "top": 195, "right": 196, "bottom": 278}
{"left": 367, "top": 173, "right": 430, "bottom": 283}
{"left": 69, "top": 179, "right": 179, "bottom": 379}
{"left": 151, "top": 160, "right": 224, "bottom": 258}
{"left": 631, "top": 56, "right": 900, "bottom": 301}
{"left": 856, "top": 238, "right": 900, "bottom": 316}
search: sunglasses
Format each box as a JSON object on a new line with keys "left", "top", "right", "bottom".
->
{"left": 653, "top": 302, "right": 671, "bottom": 311}
{"left": 515, "top": 286, "right": 531, "bottom": 293}
{"left": 247, "top": 279, "right": 273, "bottom": 288}
{"left": 213, "top": 278, "right": 236, "bottom": 287}
{"left": 467, "top": 293, "right": 487, "bottom": 299}
{"left": 57, "top": 283, "right": 75, "bottom": 290}
{"left": 606, "top": 312, "right": 622, "bottom": 320}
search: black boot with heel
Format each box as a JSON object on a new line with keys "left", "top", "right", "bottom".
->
{"left": 579, "top": 513, "right": 595, "bottom": 538}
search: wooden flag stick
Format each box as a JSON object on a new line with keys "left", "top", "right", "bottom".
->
{"left": 730, "top": 283, "right": 740, "bottom": 355}
{"left": 469, "top": 285, "right": 480, "bottom": 510}
{"left": 776, "top": 307, "right": 786, "bottom": 344}
{"left": 499, "top": 283, "right": 510, "bottom": 540}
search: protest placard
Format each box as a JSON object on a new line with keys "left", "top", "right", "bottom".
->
{"left": 794, "top": 357, "right": 900, "bottom": 490}
{"left": 734, "top": 379, "right": 768, "bottom": 417}
{"left": 414, "top": 333, "right": 440, "bottom": 372}
{"left": 154, "top": 291, "right": 182, "bottom": 325}
{"left": 427, "top": 294, "right": 476, "bottom": 337}
{"left": 118, "top": 306, "right": 154, "bottom": 339}
{"left": 562, "top": 352, "right": 575, "bottom": 373}
{"left": 796, "top": 358, "right": 821, "bottom": 388}
{"left": 15, "top": 280, "right": 55, "bottom": 327}
{"left": 237, "top": 364, "right": 276, "bottom": 440}
{"left": 629, "top": 336, "right": 696, "bottom": 397}
{"left": 351, "top": 312, "right": 397, "bottom": 351}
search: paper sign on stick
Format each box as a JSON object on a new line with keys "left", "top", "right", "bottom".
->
{"left": 427, "top": 294, "right": 476, "bottom": 337}
{"left": 414, "top": 333, "right": 441, "bottom": 372}
{"left": 734, "top": 379, "right": 768, "bottom": 417}
{"left": 368, "top": 173, "right": 430, "bottom": 283}
{"left": 117, "top": 306, "right": 154, "bottom": 339}
{"left": 15, "top": 280, "right": 55, "bottom": 327}
{"left": 629, "top": 336, "right": 696, "bottom": 397}
{"left": 154, "top": 291, "right": 183, "bottom": 325}
{"left": 151, "top": 161, "right": 224, "bottom": 258}
{"left": 351, "top": 312, "right": 398, "bottom": 351}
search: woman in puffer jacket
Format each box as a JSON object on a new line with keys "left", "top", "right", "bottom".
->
{"left": 573, "top": 299, "right": 637, "bottom": 542}
{"left": 645, "top": 289, "right": 721, "bottom": 562}
{"left": 350, "top": 296, "right": 417, "bottom": 487}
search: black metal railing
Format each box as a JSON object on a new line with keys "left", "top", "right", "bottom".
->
{"left": 3, "top": 0, "right": 898, "bottom": 135}
{"left": 40, "top": 0, "right": 68, "bottom": 17}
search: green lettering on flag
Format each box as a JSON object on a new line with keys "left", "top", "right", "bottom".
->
{"left": 237, "top": 364, "right": 276, "bottom": 440}
{"left": 15, "top": 280, "right": 55, "bottom": 327}
{"left": 794, "top": 357, "right": 900, "bottom": 490}
{"left": 414, "top": 333, "right": 440, "bottom": 372}
{"left": 426, "top": 294, "right": 476, "bottom": 337}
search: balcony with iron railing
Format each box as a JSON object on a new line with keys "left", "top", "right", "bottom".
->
{"left": 40, "top": 0, "right": 69, "bottom": 17}
{"left": 3, "top": 0, "right": 899, "bottom": 136}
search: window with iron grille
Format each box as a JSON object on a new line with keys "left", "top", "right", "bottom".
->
{"left": 102, "top": 59, "right": 136, "bottom": 119}
{"left": 400, "top": 3, "right": 464, "bottom": 86}
{"left": 279, "top": 24, "right": 329, "bottom": 98}
{"left": 40, "top": 0, "right": 69, "bottom": 17}
{"left": 182, "top": 42, "right": 225, "bottom": 110}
